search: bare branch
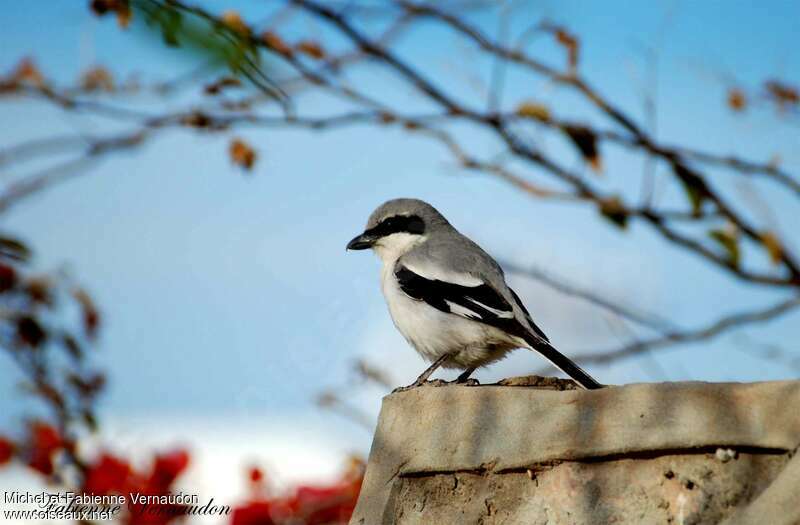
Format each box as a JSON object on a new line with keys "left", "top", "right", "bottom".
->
{"left": 576, "top": 295, "right": 800, "bottom": 367}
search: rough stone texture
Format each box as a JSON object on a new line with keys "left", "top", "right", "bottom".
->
{"left": 350, "top": 378, "right": 800, "bottom": 525}
{"left": 390, "top": 451, "right": 788, "bottom": 524}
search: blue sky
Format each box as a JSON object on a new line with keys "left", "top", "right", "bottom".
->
{"left": 1, "top": 0, "right": 799, "bottom": 495}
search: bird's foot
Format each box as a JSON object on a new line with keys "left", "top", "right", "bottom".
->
{"left": 391, "top": 378, "right": 449, "bottom": 393}
{"left": 391, "top": 377, "right": 479, "bottom": 393}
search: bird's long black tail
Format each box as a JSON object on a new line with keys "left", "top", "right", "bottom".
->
{"left": 524, "top": 335, "right": 603, "bottom": 389}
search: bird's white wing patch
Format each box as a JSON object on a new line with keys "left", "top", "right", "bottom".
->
{"left": 403, "top": 260, "right": 483, "bottom": 287}
{"left": 444, "top": 300, "right": 482, "bottom": 319}
{"left": 466, "top": 297, "right": 515, "bottom": 318}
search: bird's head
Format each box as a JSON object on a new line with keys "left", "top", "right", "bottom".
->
{"left": 347, "top": 198, "right": 447, "bottom": 261}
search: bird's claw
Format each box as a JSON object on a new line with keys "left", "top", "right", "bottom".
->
{"left": 391, "top": 379, "right": 444, "bottom": 393}
{"left": 392, "top": 377, "right": 479, "bottom": 393}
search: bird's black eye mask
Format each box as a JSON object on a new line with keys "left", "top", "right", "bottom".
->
{"left": 366, "top": 214, "right": 425, "bottom": 238}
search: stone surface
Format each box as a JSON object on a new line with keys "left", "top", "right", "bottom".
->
{"left": 390, "top": 450, "right": 788, "bottom": 524}
{"left": 350, "top": 378, "right": 800, "bottom": 525}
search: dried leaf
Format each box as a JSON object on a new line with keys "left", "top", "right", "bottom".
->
{"left": 727, "top": 88, "right": 746, "bottom": 111}
{"left": 564, "top": 125, "right": 601, "bottom": 171}
{"left": 764, "top": 80, "right": 799, "bottom": 110}
{"left": 25, "top": 277, "right": 52, "bottom": 305}
{"left": 672, "top": 162, "right": 708, "bottom": 214}
{"left": 261, "top": 31, "right": 293, "bottom": 57}
{"left": 17, "top": 315, "right": 47, "bottom": 347}
{"left": 515, "top": 101, "right": 551, "bottom": 122}
{"left": 544, "top": 25, "right": 579, "bottom": 72}
{"left": 117, "top": 3, "right": 132, "bottom": 28}
{"left": 81, "top": 66, "right": 114, "bottom": 92}
{"left": 73, "top": 288, "right": 100, "bottom": 338}
{"left": 90, "top": 0, "right": 116, "bottom": 16}
{"left": 295, "top": 40, "right": 326, "bottom": 60}
{"left": 378, "top": 112, "right": 396, "bottom": 124}
{"left": 221, "top": 10, "right": 250, "bottom": 36}
{"left": 69, "top": 372, "right": 105, "bottom": 398}
{"left": 181, "top": 111, "right": 212, "bottom": 128}
{"left": 61, "top": 334, "right": 83, "bottom": 360}
{"left": 2, "top": 58, "right": 45, "bottom": 90}
{"left": 0, "top": 263, "right": 15, "bottom": 292}
{"left": 204, "top": 76, "right": 242, "bottom": 95}
{"left": 709, "top": 228, "right": 740, "bottom": 267}
{"left": 760, "top": 231, "right": 783, "bottom": 265}
{"left": 229, "top": 138, "right": 257, "bottom": 170}
{"left": 0, "top": 235, "right": 31, "bottom": 261}
{"left": 90, "top": 0, "right": 131, "bottom": 28}
{"left": 598, "top": 197, "right": 628, "bottom": 229}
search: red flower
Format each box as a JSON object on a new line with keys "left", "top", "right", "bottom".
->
{"left": 230, "top": 459, "right": 364, "bottom": 525}
{"left": 122, "top": 449, "right": 191, "bottom": 525}
{"left": 295, "top": 480, "right": 362, "bottom": 525}
{"left": 83, "top": 453, "right": 133, "bottom": 494}
{"left": 26, "top": 422, "right": 62, "bottom": 475}
{"left": 148, "top": 449, "right": 190, "bottom": 491}
{"left": 249, "top": 466, "right": 263, "bottom": 484}
{"left": 0, "top": 435, "right": 14, "bottom": 465}
{"left": 230, "top": 501, "right": 275, "bottom": 525}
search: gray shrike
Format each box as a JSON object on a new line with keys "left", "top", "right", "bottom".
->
{"left": 347, "top": 198, "right": 602, "bottom": 390}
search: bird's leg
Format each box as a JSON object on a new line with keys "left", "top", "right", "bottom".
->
{"left": 455, "top": 367, "right": 479, "bottom": 386}
{"left": 392, "top": 355, "right": 449, "bottom": 393}
{"left": 413, "top": 354, "right": 449, "bottom": 384}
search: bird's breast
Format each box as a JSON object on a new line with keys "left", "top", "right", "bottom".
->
{"left": 379, "top": 262, "right": 513, "bottom": 367}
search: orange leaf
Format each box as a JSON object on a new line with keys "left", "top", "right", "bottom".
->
{"left": 727, "top": 88, "right": 746, "bottom": 111}
{"left": 221, "top": 10, "right": 250, "bottom": 36}
{"left": 761, "top": 231, "right": 783, "bottom": 265}
{"left": 4, "top": 58, "right": 45, "bottom": 89}
{"left": 229, "top": 138, "right": 257, "bottom": 170}
{"left": 261, "top": 31, "right": 293, "bottom": 57}
{"left": 554, "top": 28, "right": 579, "bottom": 72}
{"left": 204, "top": 76, "right": 242, "bottom": 95}
{"left": 81, "top": 66, "right": 115, "bottom": 92}
{"left": 116, "top": 2, "right": 132, "bottom": 28}
{"left": 295, "top": 40, "right": 326, "bottom": 60}
{"left": 515, "top": 101, "right": 551, "bottom": 122}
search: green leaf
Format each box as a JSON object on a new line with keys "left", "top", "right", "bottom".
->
{"left": 161, "top": 8, "right": 182, "bottom": 47}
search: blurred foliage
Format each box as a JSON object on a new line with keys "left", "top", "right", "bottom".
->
{"left": 91, "top": 0, "right": 286, "bottom": 103}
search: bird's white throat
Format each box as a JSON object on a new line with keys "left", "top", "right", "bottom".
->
{"left": 372, "top": 233, "right": 426, "bottom": 264}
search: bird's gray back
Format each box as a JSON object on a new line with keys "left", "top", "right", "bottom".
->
{"left": 403, "top": 227, "right": 509, "bottom": 293}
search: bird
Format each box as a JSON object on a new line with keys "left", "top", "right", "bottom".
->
{"left": 346, "top": 198, "right": 602, "bottom": 390}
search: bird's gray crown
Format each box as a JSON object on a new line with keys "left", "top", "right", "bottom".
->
{"left": 365, "top": 198, "right": 449, "bottom": 231}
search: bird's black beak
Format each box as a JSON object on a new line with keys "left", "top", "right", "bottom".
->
{"left": 346, "top": 232, "right": 376, "bottom": 251}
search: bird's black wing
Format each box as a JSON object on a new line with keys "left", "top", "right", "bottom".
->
{"left": 395, "top": 264, "right": 602, "bottom": 389}
{"left": 508, "top": 287, "right": 549, "bottom": 342}
{"left": 394, "top": 265, "right": 529, "bottom": 339}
